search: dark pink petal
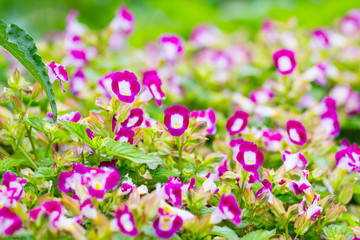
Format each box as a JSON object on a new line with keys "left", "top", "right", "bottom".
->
{"left": 164, "top": 105, "right": 190, "bottom": 137}
{"left": 286, "top": 120, "right": 307, "bottom": 146}
{"left": 272, "top": 49, "right": 296, "bottom": 75}
{"left": 226, "top": 111, "right": 249, "bottom": 136}
{"left": 111, "top": 71, "right": 140, "bottom": 103}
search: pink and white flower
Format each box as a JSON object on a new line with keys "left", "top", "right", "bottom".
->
{"left": 305, "top": 195, "right": 322, "bottom": 221}
{"left": 153, "top": 208, "right": 183, "bottom": 239}
{"left": 310, "top": 29, "right": 330, "bottom": 49}
{"left": 201, "top": 173, "right": 219, "bottom": 194}
{"left": 48, "top": 61, "right": 69, "bottom": 93}
{"left": 121, "top": 108, "right": 144, "bottom": 128}
{"left": 80, "top": 199, "right": 98, "bottom": 220}
{"left": 339, "top": 14, "right": 360, "bottom": 36}
{"left": 141, "top": 70, "right": 166, "bottom": 107}
{"left": 229, "top": 138, "right": 244, "bottom": 159}
{"left": 236, "top": 141, "right": 264, "bottom": 172}
{"left": 255, "top": 179, "right": 274, "bottom": 204}
{"left": 159, "top": 34, "right": 184, "bottom": 63}
{"left": 329, "top": 85, "right": 352, "bottom": 106}
{"left": 249, "top": 88, "right": 274, "bottom": 104}
{"left": 282, "top": 150, "right": 308, "bottom": 171}
{"left": 0, "top": 207, "right": 22, "bottom": 236}
{"left": 97, "top": 73, "right": 113, "bottom": 99}
{"left": 157, "top": 177, "right": 183, "bottom": 207}
{"left": 286, "top": 120, "right": 307, "bottom": 146}
{"left": 110, "top": 206, "right": 138, "bottom": 237}
{"left": 115, "top": 128, "right": 135, "bottom": 144}
{"left": 272, "top": 49, "right": 296, "bottom": 75}
{"left": 287, "top": 171, "right": 312, "bottom": 195}
{"left": 190, "top": 108, "right": 217, "bottom": 135}
{"left": 54, "top": 111, "right": 82, "bottom": 123}
{"left": 263, "top": 129, "right": 282, "bottom": 152}
{"left": 164, "top": 105, "right": 189, "bottom": 137}
{"left": 111, "top": 71, "right": 141, "bottom": 103}
{"left": 304, "top": 63, "right": 339, "bottom": 86}
{"left": 1, "top": 172, "right": 27, "bottom": 202}
{"left": 109, "top": 6, "right": 134, "bottom": 35}
{"left": 117, "top": 178, "right": 136, "bottom": 196}
{"left": 190, "top": 25, "right": 221, "bottom": 47}
{"left": 226, "top": 110, "right": 249, "bottom": 136}
{"left": 335, "top": 144, "right": 360, "bottom": 172}
{"left": 210, "top": 194, "right": 242, "bottom": 226}
{"left": 70, "top": 68, "right": 86, "bottom": 96}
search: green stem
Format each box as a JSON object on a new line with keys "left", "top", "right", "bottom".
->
{"left": 285, "top": 219, "right": 289, "bottom": 240}
{"left": 45, "top": 135, "right": 52, "bottom": 157}
{"left": 176, "top": 137, "right": 183, "bottom": 180}
{"left": 26, "top": 126, "right": 38, "bottom": 161}
{"left": 19, "top": 145, "right": 37, "bottom": 169}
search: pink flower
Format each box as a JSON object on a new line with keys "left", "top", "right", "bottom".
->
{"left": 159, "top": 34, "right": 184, "bottom": 63}
{"left": 229, "top": 138, "right": 244, "bottom": 158}
{"left": 111, "top": 206, "right": 138, "bottom": 237}
{"left": 339, "top": 15, "right": 360, "bottom": 36}
{"left": 226, "top": 110, "right": 249, "bottom": 136}
{"left": 0, "top": 207, "right": 22, "bottom": 236}
{"left": 190, "top": 25, "right": 221, "bottom": 47}
{"left": 111, "top": 71, "right": 141, "bottom": 103}
{"left": 115, "top": 128, "right": 135, "bottom": 144}
{"left": 236, "top": 141, "right": 264, "bottom": 172}
{"left": 306, "top": 195, "right": 322, "bottom": 221}
{"left": 55, "top": 111, "right": 82, "bottom": 123}
{"left": 97, "top": 73, "right": 113, "bottom": 99}
{"left": 164, "top": 105, "right": 189, "bottom": 137}
{"left": 286, "top": 120, "right": 307, "bottom": 146}
{"left": 329, "top": 85, "right": 352, "bottom": 106}
{"left": 304, "top": 63, "right": 338, "bottom": 86}
{"left": 201, "top": 173, "right": 219, "bottom": 194}
{"left": 190, "top": 108, "right": 217, "bottom": 135}
{"left": 335, "top": 144, "right": 360, "bottom": 172}
{"left": 255, "top": 179, "right": 274, "bottom": 204}
{"left": 311, "top": 29, "right": 330, "bottom": 49}
{"left": 249, "top": 88, "right": 274, "bottom": 104}
{"left": 70, "top": 68, "right": 86, "bottom": 96}
{"left": 153, "top": 208, "right": 183, "bottom": 239}
{"left": 272, "top": 49, "right": 297, "bottom": 75}
{"left": 48, "top": 61, "right": 69, "bottom": 93}
{"left": 263, "top": 129, "right": 282, "bottom": 152}
{"left": 282, "top": 150, "right": 308, "bottom": 171}
{"left": 121, "top": 108, "right": 144, "bottom": 128}
{"left": 110, "top": 6, "right": 134, "bottom": 35}
{"left": 1, "top": 172, "right": 27, "bottom": 202}
{"left": 164, "top": 177, "right": 183, "bottom": 207}
{"left": 142, "top": 70, "right": 166, "bottom": 107}
{"left": 210, "top": 194, "right": 242, "bottom": 226}
{"left": 287, "top": 171, "right": 312, "bottom": 195}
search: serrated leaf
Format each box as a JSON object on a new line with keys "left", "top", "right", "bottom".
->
{"left": 322, "top": 224, "right": 352, "bottom": 240}
{"left": 240, "top": 229, "right": 276, "bottom": 240}
{"left": 0, "top": 158, "right": 26, "bottom": 171}
{"left": 25, "top": 116, "right": 46, "bottom": 133}
{"left": 0, "top": 20, "right": 57, "bottom": 120}
{"left": 33, "top": 166, "right": 55, "bottom": 178}
{"left": 103, "top": 138, "right": 163, "bottom": 169}
{"left": 210, "top": 226, "right": 240, "bottom": 240}
{"left": 60, "top": 120, "right": 94, "bottom": 148}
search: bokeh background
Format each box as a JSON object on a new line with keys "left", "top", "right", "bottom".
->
{"left": 1, "top": 0, "right": 359, "bottom": 47}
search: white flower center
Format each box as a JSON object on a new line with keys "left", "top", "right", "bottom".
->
{"left": 163, "top": 42, "right": 177, "bottom": 60}
{"left": 222, "top": 206, "right": 234, "bottom": 220}
{"left": 244, "top": 151, "right": 256, "bottom": 165}
{"left": 278, "top": 56, "right": 292, "bottom": 72}
{"left": 120, "top": 213, "right": 134, "bottom": 232}
{"left": 118, "top": 136, "right": 129, "bottom": 143}
{"left": 118, "top": 80, "right": 131, "bottom": 96}
{"left": 289, "top": 129, "right": 300, "bottom": 142}
{"left": 127, "top": 117, "right": 139, "bottom": 127}
{"left": 231, "top": 118, "right": 244, "bottom": 132}
{"left": 171, "top": 114, "right": 184, "bottom": 129}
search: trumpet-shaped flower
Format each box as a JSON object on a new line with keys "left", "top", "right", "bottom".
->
{"left": 286, "top": 120, "right": 307, "bottom": 146}
{"left": 236, "top": 141, "right": 264, "bottom": 172}
{"left": 1, "top": 172, "right": 27, "bottom": 201}
{"left": 273, "top": 49, "right": 296, "bottom": 75}
{"left": 190, "top": 25, "right": 221, "bottom": 47}
{"left": 115, "top": 128, "right": 135, "bottom": 144}
{"left": 109, "top": 6, "right": 134, "bottom": 35}
{"left": 121, "top": 108, "right": 144, "bottom": 128}
{"left": 70, "top": 68, "right": 86, "bottom": 96}
{"left": 111, "top": 71, "right": 140, "bottom": 103}
{"left": 287, "top": 171, "right": 312, "bottom": 195}
{"left": 159, "top": 34, "right": 184, "bottom": 63}
{"left": 255, "top": 179, "right": 274, "bottom": 204}
{"left": 226, "top": 110, "right": 249, "bottom": 136}
{"left": 141, "top": 70, "right": 166, "bottom": 107}
{"left": 210, "top": 194, "right": 242, "bottom": 226}
{"left": 164, "top": 105, "right": 189, "bottom": 136}
{"left": 249, "top": 88, "right": 274, "bottom": 104}
{"left": 153, "top": 208, "right": 183, "bottom": 239}
{"left": 335, "top": 144, "right": 360, "bottom": 172}
{"left": 190, "top": 108, "right": 217, "bottom": 135}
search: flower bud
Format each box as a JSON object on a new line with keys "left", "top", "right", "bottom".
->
{"left": 339, "top": 185, "right": 354, "bottom": 205}
{"left": 269, "top": 197, "right": 286, "bottom": 218}
{"left": 31, "top": 82, "right": 44, "bottom": 101}
{"left": 0, "top": 87, "right": 11, "bottom": 103}
{"left": 294, "top": 214, "right": 311, "bottom": 235}
{"left": 10, "top": 95, "right": 25, "bottom": 114}
{"left": 8, "top": 69, "right": 23, "bottom": 89}
{"left": 324, "top": 203, "right": 346, "bottom": 223}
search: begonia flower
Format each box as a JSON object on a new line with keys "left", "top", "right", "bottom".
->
{"left": 111, "top": 71, "right": 141, "bottom": 103}
{"left": 272, "top": 49, "right": 296, "bottom": 75}
{"left": 226, "top": 110, "right": 249, "bottom": 136}
{"left": 164, "top": 105, "right": 189, "bottom": 137}
{"left": 286, "top": 120, "right": 307, "bottom": 146}
{"left": 236, "top": 141, "right": 264, "bottom": 172}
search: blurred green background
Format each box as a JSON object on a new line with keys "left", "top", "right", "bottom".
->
{"left": 1, "top": 0, "right": 359, "bottom": 47}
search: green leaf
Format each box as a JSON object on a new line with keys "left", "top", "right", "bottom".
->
{"left": 0, "top": 20, "right": 57, "bottom": 120}
{"left": 322, "top": 224, "right": 352, "bottom": 240}
{"left": 33, "top": 166, "right": 55, "bottom": 178}
{"left": 210, "top": 226, "right": 240, "bottom": 240}
{"left": 60, "top": 120, "right": 94, "bottom": 148}
{"left": 103, "top": 138, "right": 163, "bottom": 169}
{"left": 0, "top": 158, "right": 26, "bottom": 171}
{"left": 240, "top": 229, "right": 276, "bottom": 240}
{"left": 24, "top": 116, "right": 46, "bottom": 133}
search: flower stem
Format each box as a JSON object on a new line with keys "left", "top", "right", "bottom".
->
{"left": 285, "top": 219, "right": 289, "bottom": 240}
{"left": 19, "top": 145, "right": 37, "bottom": 169}
{"left": 176, "top": 136, "right": 183, "bottom": 179}
{"left": 26, "top": 126, "right": 39, "bottom": 161}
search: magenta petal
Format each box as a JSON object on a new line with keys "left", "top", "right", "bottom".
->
{"left": 272, "top": 49, "right": 296, "bottom": 75}
{"left": 226, "top": 110, "right": 249, "bottom": 136}
{"left": 111, "top": 71, "right": 140, "bottom": 103}
{"left": 0, "top": 207, "right": 22, "bottom": 235}
{"left": 286, "top": 120, "right": 307, "bottom": 146}
{"left": 164, "top": 105, "right": 189, "bottom": 137}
